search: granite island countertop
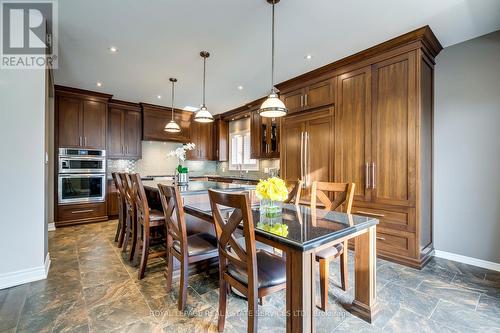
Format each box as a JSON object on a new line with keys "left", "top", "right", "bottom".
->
{"left": 141, "top": 180, "right": 255, "bottom": 196}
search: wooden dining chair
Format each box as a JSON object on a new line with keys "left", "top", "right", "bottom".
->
{"left": 112, "top": 172, "right": 127, "bottom": 248}
{"left": 311, "top": 181, "right": 355, "bottom": 311}
{"left": 158, "top": 184, "right": 219, "bottom": 311}
{"left": 131, "top": 173, "right": 167, "bottom": 279}
{"left": 208, "top": 189, "right": 286, "bottom": 333}
{"left": 284, "top": 180, "right": 303, "bottom": 205}
{"left": 119, "top": 173, "right": 138, "bottom": 262}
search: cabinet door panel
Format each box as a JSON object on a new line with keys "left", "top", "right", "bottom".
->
{"left": 281, "top": 119, "right": 305, "bottom": 182}
{"left": 58, "top": 96, "right": 81, "bottom": 148}
{"left": 198, "top": 122, "right": 213, "bottom": 160}
{"left": 281, "top": 89, "right": 303, "bottom": 114}
{"left": 306, "top": 113, "right": 334, "bottom": 186}
{"left": 305, "top": 79, "right": 334, "bottom": 110}
{"left": 107, "top": 108, "right": 124, "bottom": 157}
{"left": 335, "top": 68, "right": 371, "bottom": 201}
{"left": 250, "top": 111, "right": 261, "bottom": 159}
{"left": 124, "top": 111, "right": 142, "bottom": 158}
{"left": 82, "top": 100, "right": 107, "bottom": 149}
{"left": 372, "top": 53, "right": 416, "bottom": 206}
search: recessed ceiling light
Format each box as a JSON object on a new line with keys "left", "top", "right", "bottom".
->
{"left": 183, "top": 106, "right": 199, "bottom": 112}
{"left": 237, "top": 85, "right": 244, "bottom": 90}
{"left": 96, "top": 82, "right": 102, "bottom": 87}
{"left": 305, "top": 54, "right": 313, "bottom": 60}
{"left": 109, "top": 46, "right": 118, "bottom": 53}
{"left": 157, "top": 95, "right": 162, "bottom": 99}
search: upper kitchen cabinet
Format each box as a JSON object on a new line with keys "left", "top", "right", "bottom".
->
{"left": 213, "top": 117, "right": 229, "bottom": 161}
{"left": 250, "top": 110, "right": 280, "bottom": 159}
{"left": 141, "top": 103, "right": 191, "bottom": 143}
{"left": 55, "top": 85, "right": 111, "bottom": 149}
{"left": 279, "top": 77, "right": 335, "bottom": 115}
{"left": 187, "top": 117, "right": 214, "bottom": 160}
{"left": 107, "top": 99, "right": 142, "bottom": 159}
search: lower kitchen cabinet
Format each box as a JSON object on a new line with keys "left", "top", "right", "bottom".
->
{"left": 56, "top": 202, "right": 108, "bottom": 227}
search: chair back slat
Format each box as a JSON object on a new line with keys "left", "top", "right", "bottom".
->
{"left": 158, "top": 184, "right": 187, "bottom": 254}
{"left": 209, "top": 190, "right": 258, "bottom": 281}
{"left": 311, "top": 182, "right": 355, "bottom": 213}
{"left": 131, "top": 173, "right": 150, "bottom": 227}
{"left": 284, "top": 180, "right": 304, "bottom": 205}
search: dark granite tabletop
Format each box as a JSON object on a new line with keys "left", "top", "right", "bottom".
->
{"left": 184, "top": 200, "right": 379, "bottom": 252}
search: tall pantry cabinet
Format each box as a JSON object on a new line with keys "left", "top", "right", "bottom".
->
{"left": 279, "top": 26, "right": 442, "bottom": 268}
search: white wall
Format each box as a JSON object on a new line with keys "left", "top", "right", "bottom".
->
{"left": 434, "top": 30, "right": 500, "bottom": 264}
{"left": 0, "top": 68, "right": 48, "bottom": 288}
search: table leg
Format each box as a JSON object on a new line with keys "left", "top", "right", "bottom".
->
{"left": 286, "top": 249, "right": 316, "bottom": 333}
{"left": 352, "top": 225, "right": 379, "bottom": 322}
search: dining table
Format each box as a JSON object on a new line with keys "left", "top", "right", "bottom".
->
{"left": 143, "top": 180, "right": 379, "bottom": 333}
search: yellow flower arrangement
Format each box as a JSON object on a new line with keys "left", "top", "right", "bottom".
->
{"left": 255, "top": 177, "right": 288, "bottom": 202}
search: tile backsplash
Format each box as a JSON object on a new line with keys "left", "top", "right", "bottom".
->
{"left": 107, "top": 141, "right": 217, "bottom": 177}
{"left": 108, "top": 141, "right": 279, "bottom": 180}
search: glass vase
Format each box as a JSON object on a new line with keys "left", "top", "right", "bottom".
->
{"left": 259, "top": 199, "right": 283, "bottom": 224}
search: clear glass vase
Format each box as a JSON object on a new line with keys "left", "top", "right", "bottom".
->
{"left": 259, "top": 199, "right": 283, "bottom": 223}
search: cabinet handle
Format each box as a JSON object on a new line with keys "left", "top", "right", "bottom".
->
{"left": 371, "top": 162, "right": 376, "bottom": 189}
{"left": 84, "top": 137, "right": 87, "bottom": 146}
{"left": 376, "top": 236, "right": 386, "bottom": 241}
{"left": 71, "top": 209, "right": 94, "bottom": 214}
{"left": 300, "top": 95, "right": 304, "bottom": 107}
{"left": 356, "top": 210, "right": 385, "bottom": 218}
{"left": 304, "top": 94, "right": 308, "bottom": 106}
{"left": 300, "top": 132, "right": 304, "bottom": 181}
{"left": 79, "top": 137, "right": 82, "bottom": 146}
{"left": 365, "top": 163, "right": 370, "bottom": 189}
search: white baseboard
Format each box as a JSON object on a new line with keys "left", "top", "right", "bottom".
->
{"left": 434, "top": 250, "right": 500, "bottom": 272}
{"left": 48, "top": 222, "right": 56, "bottom": 231}
{"left": 0, "top": 253, "right": 51, "bottom": 290}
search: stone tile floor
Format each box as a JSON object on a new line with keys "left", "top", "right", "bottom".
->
{"left": 1, "top": 220, "right": 499, "bottom": 332}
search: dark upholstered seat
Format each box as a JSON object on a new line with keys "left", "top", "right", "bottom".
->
{"left": 315, "top": 243, "right": 343, "bottom": 260}
{"left": 173, "top": 233, "right": 218, "bottom": 257}
{"left": 227, "top": 250, "right": 286, "bottom": 288}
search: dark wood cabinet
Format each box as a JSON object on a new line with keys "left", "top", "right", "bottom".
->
{"left": 213, "top": 117, "right": 229, "bottom": 161}
{"left": 107, "top": 100, "right": 142, "bottom": 159}
{"left": 250, "top": 110, "right": 280, "bottom": 159}
{"left": 187, "top": 118, "right": 213, "bottom": 160}
{"left": 281, "top": 108, "right": 334, "bottom": 201}
{"left": 56, "top": 86, "right": 110, "bottom": 149}
{"left": 141, "top": 103, "right": 191, "bottom": 143}
{"left": 280, "top": 78, "right": 335, "bottom": 115}
{"left": 276, "top": 26, "right": 442, "bottom": 268}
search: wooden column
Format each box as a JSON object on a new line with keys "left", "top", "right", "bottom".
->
{"left": 351, "top": 225, "right": 379, "bottom": 322}
{"left": 286, "top": 248, "right": 316, "bottom": 333}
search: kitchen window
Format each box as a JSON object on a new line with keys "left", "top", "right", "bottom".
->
{"left": 229, "top": 118, "right": 258, "bottom": 171}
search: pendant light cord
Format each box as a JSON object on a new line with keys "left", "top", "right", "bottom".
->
{"left": 202, "top": 55, "right": 206, "bottom": 106}
{"left": 171, "top": 80, "right": 175, "bottom": 120}
{"left": 271, "top": 0, "right": 275, "bottom": 93}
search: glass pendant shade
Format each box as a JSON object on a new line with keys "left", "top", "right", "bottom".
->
{"left": 259, "top": 91, "right": 287, "bottom": 117}
{"left": 164, "top": 77, "right": 182, "bottom": 132}
{"left": 164, "top": 119, "right": 181, "bottom": 132}
{"left": 194, "top": 51, "right": 214, "bottom": 123}
{"left": 194, "top": 105, "right": 214, "bottom": 123}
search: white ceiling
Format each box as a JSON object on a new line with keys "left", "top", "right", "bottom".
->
{"left": 54, "top": 0, "right": 500, "bottom": 114}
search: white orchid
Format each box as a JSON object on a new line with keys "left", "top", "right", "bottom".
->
{"left": 168, "top": 143, "right": 196, "bottom": 162}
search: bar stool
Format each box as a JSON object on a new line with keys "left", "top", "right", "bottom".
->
{"left": 131, "top": 173, "right": 167, "bottom": 279}
{"left": 112, "top": 172, "right": 127, "bottom": 248}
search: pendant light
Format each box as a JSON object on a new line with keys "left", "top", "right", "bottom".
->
{"left": 164, "top": 78, "right": 181, "bottom": 132}
{"left": 194, "top": 51, "right": 214, "bottom": 123}
{"left": 259, "top": 0, "right": 287, "bottom": 118}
